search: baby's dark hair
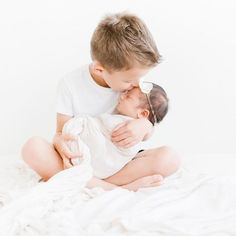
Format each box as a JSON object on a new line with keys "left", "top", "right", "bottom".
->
{"left": 141, "top": 83, "right": 169, "bottom": 125}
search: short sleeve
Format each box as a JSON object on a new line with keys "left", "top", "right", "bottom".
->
{"left": 56, "top": 78, "right": 74, "bottom": 116}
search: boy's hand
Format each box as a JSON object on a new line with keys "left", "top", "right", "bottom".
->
{"left": 53, "top": 133, "right": 81, "bottom": 168}
{"left": 111, "top": 118, "right": 153, "bottom": 148}
{"left": 62, "top": 156, "right": 73, "bottom": 169}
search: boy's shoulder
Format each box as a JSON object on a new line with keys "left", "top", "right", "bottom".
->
{"left": 61, "top": 64, "right": 89, "bottom": 84}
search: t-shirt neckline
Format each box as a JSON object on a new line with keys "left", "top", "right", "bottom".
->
{"left": 85, "top": 64, "right": 114, "bottom": 94}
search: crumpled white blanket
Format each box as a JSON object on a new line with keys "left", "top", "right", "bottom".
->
{"left": 63, "top": 113, "right": 141, "bottom": 179}
{"left": 0, "top": 156, "right": 236, "bottom": 236}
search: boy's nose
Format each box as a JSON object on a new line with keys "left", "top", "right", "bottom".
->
{"left": 120, "top": 92, "right": 126, "bottom": 100}
{"left": 131, "top": 80, "right": 140, "bottom": 87}
{"left": 120, "top": 93, "right": 125, "bottom": 100}
{"left": 127, "top": 85, "right": 134, "bottom": 90}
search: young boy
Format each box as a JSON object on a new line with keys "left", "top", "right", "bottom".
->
{"left": 22, "top": 12, "right": 181, "bottom": 191}
{"left": 62, "top": 84, "right": 169, "bottom": 182}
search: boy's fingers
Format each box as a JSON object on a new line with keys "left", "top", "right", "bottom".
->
{"left": 111, "top": 131, "right": 130, "bottom": 142}
{"left": 62, "top": 157, "right": 73, "bottom": 169}
{"left": 112, "top": 122, "right": 127, "bottom": 136}
{"left": 59, "top": 139, "right": 82, "bottom": 159}
{"left": 63, "top": 133, "right": 77, "bottom": 141}
{"left": 114, "top": 137, "right": 135, "bottom": 148}
{"left": 70, "top": 152, "right": 83, "bottom": 158}
{"left": 123, "top": 140, "right": 138, "bottom": 148}
{"left": 60, "top": 146, "right": 77, "bottom": 159}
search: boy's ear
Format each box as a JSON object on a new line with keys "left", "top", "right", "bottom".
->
{"left": 92, "top": 61, "right": 105, "bottom": 74}
{"left": 137, "top": 108, "right": 150, "bottom": 119}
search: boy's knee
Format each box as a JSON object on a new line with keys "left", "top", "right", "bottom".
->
{"left": 153, "top": 146, "right": 182, "bottom": 176}
{"left": 21, "top": 136, "right": 44, "bottom": 160}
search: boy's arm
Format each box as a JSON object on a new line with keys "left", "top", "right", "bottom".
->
{"left": 111, "top": 118, "right": 153, "bottom": 148}
{"left": 53, "top": 113, "right": 79, "bottom": 168}
{"left": 55, "top": 113, "right": 71, "bottom": 134}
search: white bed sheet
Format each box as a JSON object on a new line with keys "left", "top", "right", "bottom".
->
{"left": 0, "top": 154, "right": 236, "bottom": 236}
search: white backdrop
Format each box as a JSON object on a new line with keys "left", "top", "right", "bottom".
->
{"left": 0, "top": 0, "right": 236, "bottom": 156}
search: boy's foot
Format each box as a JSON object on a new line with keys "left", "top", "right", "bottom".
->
{"left": 123, "top": 174, "right": 164, "bottom": 191}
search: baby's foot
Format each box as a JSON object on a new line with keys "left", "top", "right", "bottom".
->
{"left": 124, "top": 175, "right": 164, "bottom": 191}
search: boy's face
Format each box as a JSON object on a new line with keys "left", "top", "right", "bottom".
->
{"left": 103, "top": 67, "right": 150, "bottom": 92}
{"left": 115, "top": 87, "right": 148, "bottom": 119}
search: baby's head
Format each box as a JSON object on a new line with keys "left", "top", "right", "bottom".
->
{"left": 115, "top": 83, "right": 168, "bottom": 125}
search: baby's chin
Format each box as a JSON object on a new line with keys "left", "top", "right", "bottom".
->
{"left": 113, "top": 106, "right": 124, "bottom": 116}
{"left": 113, "top": 106, "right": 120, "bottom": 114}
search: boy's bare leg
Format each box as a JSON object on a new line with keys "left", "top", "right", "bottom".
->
{"left": 103, "top": 146, "right": 181, "bottom": 186}
{"left": 21, "top": 136, "right": 64, "bottom": 181}
{"left": 21, "top": 137, "right": 163, "bottom": 190}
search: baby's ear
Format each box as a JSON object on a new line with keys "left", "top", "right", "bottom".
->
{"left": 137, "top": 109, "right": 149, "bottom": 119}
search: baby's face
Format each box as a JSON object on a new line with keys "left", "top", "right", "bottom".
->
{"left": 115, "top": 87, "right": 145, "bottom": 118}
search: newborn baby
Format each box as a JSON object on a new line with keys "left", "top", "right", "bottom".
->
{"left": 63, "top": 83, "right": 168, "bottom": 179}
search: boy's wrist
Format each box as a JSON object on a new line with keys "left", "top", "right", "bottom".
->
{"left": 53, "top": 132, "right": 62, "bottom": 145}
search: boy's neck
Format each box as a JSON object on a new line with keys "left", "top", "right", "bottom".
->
{"left": 89, "top": 64, "right": 110, "bottom": 88}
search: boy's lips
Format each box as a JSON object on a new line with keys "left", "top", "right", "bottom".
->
{"left": 127, "top": 86, "right": 134, "bottom": 91}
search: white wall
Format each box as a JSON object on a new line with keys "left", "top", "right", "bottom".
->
{"left": 0, "top": 0, "right": 236, "bottom": 156}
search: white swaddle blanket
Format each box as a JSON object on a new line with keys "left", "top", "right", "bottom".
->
{"left": 62, "top": 113, "right": 141, "bottom": 179}
{"left": 1, "top": 158, "right": 236, "bottom": 236}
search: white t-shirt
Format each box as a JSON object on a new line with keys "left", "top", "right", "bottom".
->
{"left": 56, "top": 64, "right": 120, "bottom": 116}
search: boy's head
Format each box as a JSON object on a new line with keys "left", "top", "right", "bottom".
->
{"left": 90, "top": 12, "right": 161, "bottom": 91}
{"left": 115, "top": 83, "right": 168, "bottom": 125}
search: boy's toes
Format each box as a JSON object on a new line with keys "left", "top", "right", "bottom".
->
{"left": 151, "top": 174, "right": 163, "bottom": 182}
{"left": 143, "top": 174, "right": 164, "bottom": 187}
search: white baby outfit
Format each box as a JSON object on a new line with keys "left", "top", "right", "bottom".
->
{"left": 63, "top": 114, "right": 141, "bottom": 179}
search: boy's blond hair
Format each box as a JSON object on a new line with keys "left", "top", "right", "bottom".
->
{"left": 90, "top": 12, "right": 161, "bottom": 72}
